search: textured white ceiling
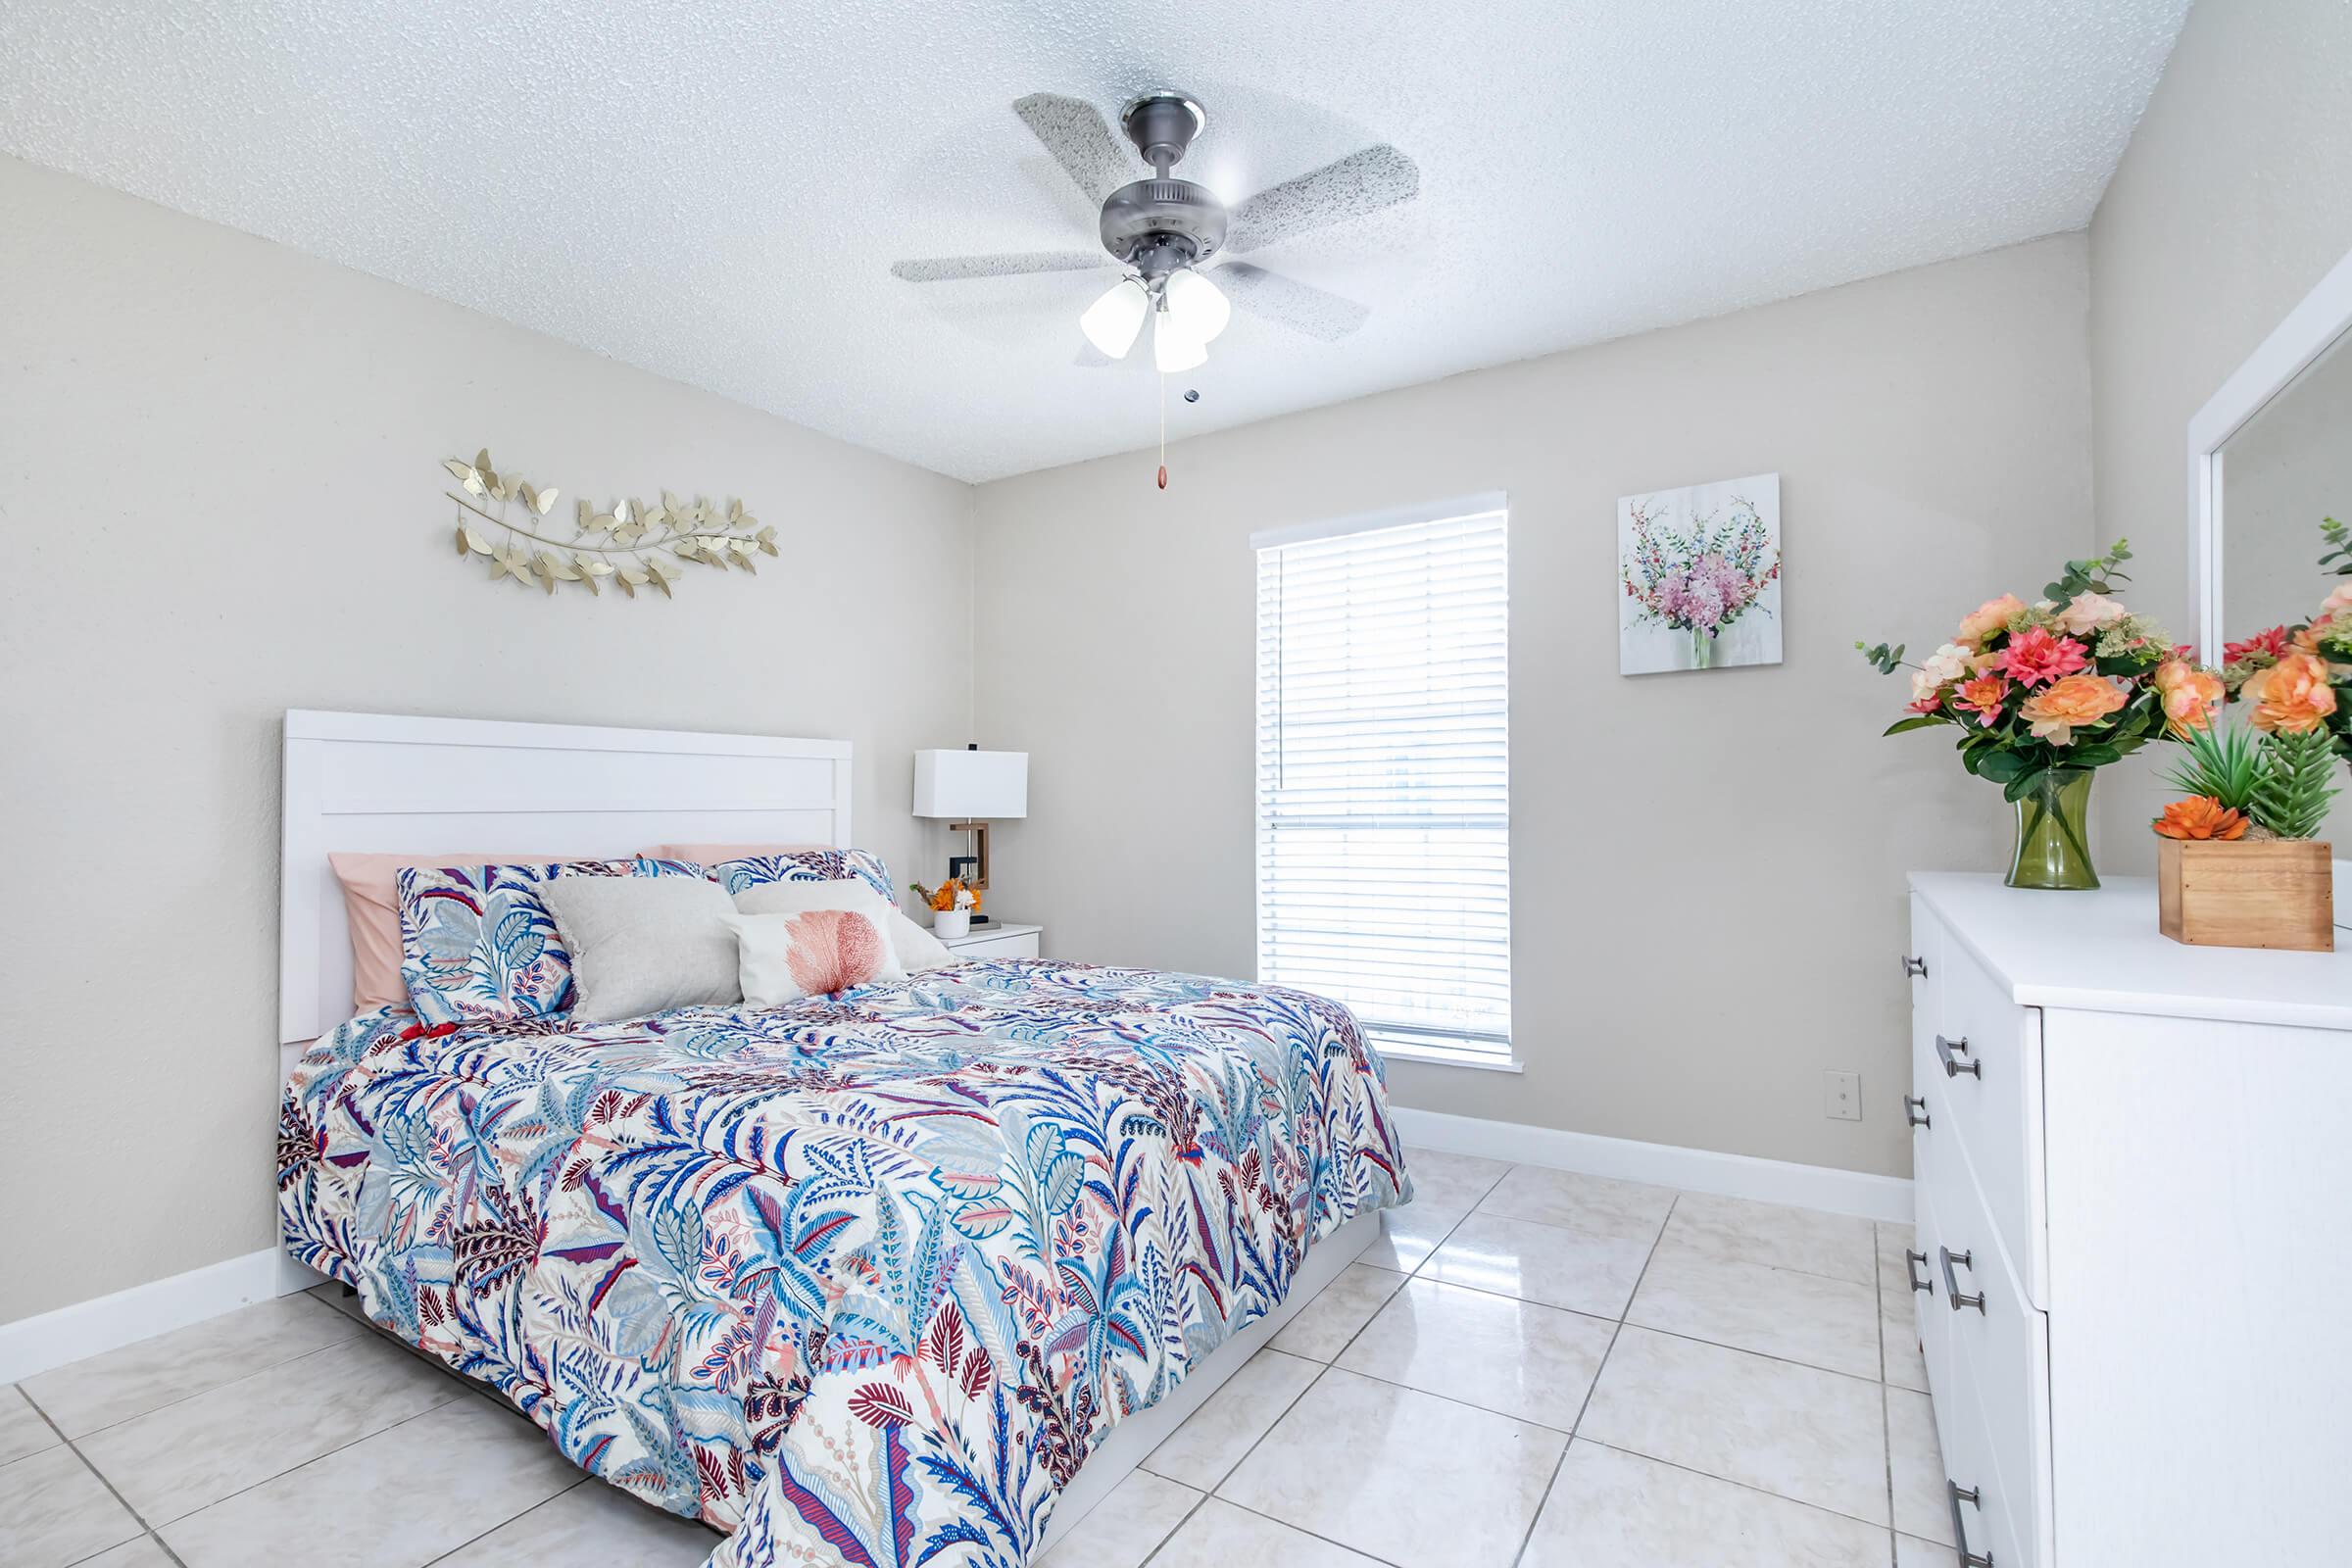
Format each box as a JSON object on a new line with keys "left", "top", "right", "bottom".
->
{"left": 0, "top": 1, "right": 2188, "bottom": 482}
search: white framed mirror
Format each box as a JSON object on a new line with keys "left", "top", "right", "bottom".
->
{"left": 2189, "top": 244, "right": 2352, "bottom": 901}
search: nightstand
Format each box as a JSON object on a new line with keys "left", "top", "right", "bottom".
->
{"left": 936, "top": 921, "right": 1043, "bottom": 959}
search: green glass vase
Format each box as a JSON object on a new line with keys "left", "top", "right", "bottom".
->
{"left": 2006, "top": 769, "right": 2098, "bottom": 890}
{"left": 1690, "top": 625, "right": 1715, "bottom": 669}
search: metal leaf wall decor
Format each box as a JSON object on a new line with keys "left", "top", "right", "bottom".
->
{"left": 440, "top": 449, "right": 778, "bottom": 600}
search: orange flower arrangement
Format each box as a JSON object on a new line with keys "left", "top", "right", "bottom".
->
{"left": 909, "top": 877, "right": 981, "bottom": 913}
{"left": 2152, "top": 797, "right": 2248, "bottom": 841}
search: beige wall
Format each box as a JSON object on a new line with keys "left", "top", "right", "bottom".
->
{"left": 0, "top": 156, "right": 977, "bottom": 1322}
{"left": 972, "top": 236, "right": 2093, "bottom": 1181}
{"left": 2087, "top": 0, "right": 2352, "bottom": 866}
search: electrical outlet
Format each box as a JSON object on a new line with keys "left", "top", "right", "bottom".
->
{"left": 1825, "top": 1070, "right": 1862, "bottom": 1121}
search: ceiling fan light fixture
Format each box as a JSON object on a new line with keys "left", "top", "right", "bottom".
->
{"left": 1162, "top": 268, "right": 1230, "bottom": 344}
{"left": 1152, "top": 310, "right": 1209, "bottom": 373}
{"left": 1080, "top": 278, "right": 1150, "bottom": 359}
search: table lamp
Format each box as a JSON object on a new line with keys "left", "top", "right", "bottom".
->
{"left": 912, "top": 747, "right": 1028, "bottom": 927}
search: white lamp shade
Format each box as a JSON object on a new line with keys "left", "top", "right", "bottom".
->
{"left": 1080, "top": 279, "right": 1149, "bottom": 359}
{"left": 1152, "top": 311, "right": 1209, "bottom": 372}
{"left": 912, "top": 749, "right": 1029, "bottom": 819}
{"left": 1163, "top": 268, "right": 1230, "bottom": 343}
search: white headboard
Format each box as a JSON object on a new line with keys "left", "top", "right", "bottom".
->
{"left": 279, "top": 710, "right": 853, "bottom": 1043}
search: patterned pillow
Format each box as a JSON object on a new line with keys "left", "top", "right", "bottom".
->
{"left": 710, "top": 847, "right": 896, "bottom": 906}
{"left": 395, "top": 858, "right": 703, "bottom": 1028}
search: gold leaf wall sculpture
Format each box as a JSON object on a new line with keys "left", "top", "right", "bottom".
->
{"left": 440, "top": 449, "right": 778, "bottom": 599}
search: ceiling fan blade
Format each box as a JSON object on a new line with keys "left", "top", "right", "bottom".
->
{"left": 890, "top": 251, "right": 1111, "bottom": 282}
{"left": 1225, "top": 145, "right": 1420, "bottom": 255}
{"left": 1012, "top": 93, "right": 1132, "bottom": 207}
{"left": 1214, "top": 262, "right": 1370, "bottom": 343}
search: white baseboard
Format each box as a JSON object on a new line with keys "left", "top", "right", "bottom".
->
{"left": 0, "top": 1248, "right": 293, "bottom": 1385}
{"left": 1393, "top": 1107, "right": 1912, "bottom": 1224}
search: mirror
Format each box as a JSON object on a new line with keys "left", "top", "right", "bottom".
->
{"left": 2191, "top": 248, "right": 2352, "bottom": 874}
{"left": 2218, "top": 326, "right": 2352, "bottom": 648}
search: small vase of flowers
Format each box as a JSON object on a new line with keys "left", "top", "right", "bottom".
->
{"left": 911, "top": 877, "right": 980, "bottom": 939}
{"left": 1859, "top": 540, "right": 2217, "bottom": 890}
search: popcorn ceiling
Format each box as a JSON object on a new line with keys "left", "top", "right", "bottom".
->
{"left": 0, "top": 0, "right": 2189, "bottom": 482}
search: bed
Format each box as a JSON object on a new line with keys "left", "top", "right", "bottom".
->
{"left": 273, "top": 710, "right": 1410, "bottom": 1568}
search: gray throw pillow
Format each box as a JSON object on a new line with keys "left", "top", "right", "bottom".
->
{"left": 538, "top": 873, "right": 742, "bottom": 1022}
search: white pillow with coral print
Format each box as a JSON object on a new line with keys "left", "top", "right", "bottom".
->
{"left": 724, "top": 908, "right": 905, "bottom": 1006}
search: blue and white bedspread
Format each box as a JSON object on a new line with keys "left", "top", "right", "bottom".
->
{"left": 277, "top": 958, "right": 1410, "bottom": 1566}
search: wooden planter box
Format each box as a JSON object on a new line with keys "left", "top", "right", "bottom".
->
{"left": 2157, "top": 838, "right": 2335, "bottom": 951}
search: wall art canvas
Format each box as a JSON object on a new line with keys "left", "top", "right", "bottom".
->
{"left": 1618, "top": 471, "right": 1784, "bottom": 674}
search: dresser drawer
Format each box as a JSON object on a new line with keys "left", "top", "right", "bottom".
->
{"left": 1918, "top": 921, "right": 2049, "bottom": 1306}
{"left": 944, "top": 929, "right": 1041, "bottom": 959}
{"left": 1927, "top": 1150, "right": 2054, "bottom": 1568}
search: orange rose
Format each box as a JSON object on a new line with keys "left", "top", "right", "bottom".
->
{"left": 2152, "top": 660, "right": 2224, "bottom": 735}
{"left": 2153, "top": 797, "right": 2249, "bottom": 841}
{"left": 2017, "top": 672, "right": 2127, "bottom": 745}
{"left": 2241, "top": 650, "right": 2339, "bottom": 734}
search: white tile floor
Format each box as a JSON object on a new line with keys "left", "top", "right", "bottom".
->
{"left": 2, "top": 1150, "right": 1949, "bottom": 1568}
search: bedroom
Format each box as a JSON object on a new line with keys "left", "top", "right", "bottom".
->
{"left": 2, "top": 2, "right": 2349, "bottom": 1566}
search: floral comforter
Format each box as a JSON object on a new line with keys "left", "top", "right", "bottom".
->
{"left": 277, "top": 958, "right": 1409, "bottom": 1567}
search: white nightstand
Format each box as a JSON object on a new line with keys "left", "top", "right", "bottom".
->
{"left": 936, "top": 921, "right": 1043, "bottom": 959}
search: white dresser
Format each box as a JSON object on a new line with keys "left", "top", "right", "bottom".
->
{"left": 1905, "top": 873, "right": 2352, "bottom": 1567}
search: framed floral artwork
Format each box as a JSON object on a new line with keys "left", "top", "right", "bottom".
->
{"left": 1618, "top": 471, "right": 1784, "bottom": 674}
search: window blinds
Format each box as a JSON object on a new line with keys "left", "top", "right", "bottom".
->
{"left": 1254, "top": 504, "right": 1513, "bottom": 1068}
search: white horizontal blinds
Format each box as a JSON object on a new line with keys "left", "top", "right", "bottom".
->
{"left": 1255, "top": 506, "right": 1512, "bottom": 1067}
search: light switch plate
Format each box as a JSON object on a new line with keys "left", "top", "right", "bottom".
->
{"left": 1825, "top": 1069, "right": 1862, "bottom": 1121}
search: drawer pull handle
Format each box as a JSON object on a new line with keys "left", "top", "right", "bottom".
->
{"left": 1905, "top": 1249, "right": 1934, "bottom": 1295}
{"left": 1902, "top": 955, "right": 1929, "bottom": 978}
{"left": 1947, "top": 1481, "right": 1995, "bottom": 1567}
{"left": 1939, "top": 1246, "right": 1986, "bottom": 1314}
{"left": 1904, "top": 1094, "right": 1932, "bottom": 1128}
{"left": 1935, "top": 1034, "right": 1982, "bottom": 1080}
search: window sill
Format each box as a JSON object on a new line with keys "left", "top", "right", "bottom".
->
{"left": 1375, "top": 1043, "right": 1525, "bottom": 1074}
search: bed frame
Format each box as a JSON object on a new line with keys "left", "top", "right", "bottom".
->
{"left": 274, "top": 708, "right": 1373, "bottom": 1554}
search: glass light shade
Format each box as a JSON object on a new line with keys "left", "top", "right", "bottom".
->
{"left": 1079, "top": 279, "right": 1149, "bottom": 359}
{"left": 1153, "top": 311, "right": 1209, "bottom": 372}
{"left": 1162, "top": 268, "right": 1230, "bottom": 343}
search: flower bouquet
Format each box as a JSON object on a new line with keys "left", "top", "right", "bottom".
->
{"left": 909, "top": 877, "right": 981, "bottom": 938}
{"left": 1858, "top": 540, "right": 2218, "bottom": 889}
{"left": 1621, "top": 492, "right": 1782, "bottom": 668}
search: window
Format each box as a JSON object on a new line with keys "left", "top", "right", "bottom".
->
{"left": 1253, "top": 497, "right": 1512, "bottom": 1069}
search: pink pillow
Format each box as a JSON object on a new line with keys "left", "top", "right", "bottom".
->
{"left": 329, "top": 852, "right": 537, "bottom": 1011}
{"left": 638, "top": 842, "right": 827, "bottom": 864}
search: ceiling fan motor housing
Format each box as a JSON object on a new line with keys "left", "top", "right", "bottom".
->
{"left": 1100, "top": 177, "right": 1226, "bottom": 275}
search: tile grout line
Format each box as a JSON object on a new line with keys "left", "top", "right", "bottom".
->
{"left": 95, "top": 1391, "right": 466, "bottom": 1531}
{"left": 1505, "top": 1189, "right": 1682, "bottom": 1568}
{"left": 415, "top": 1477, "right": 594, "bottom": 1568}
{"left": 18, "top": 1385, "right": 192, "bottom": 1568}
{"left": 1133, "top": 1154, "right": 1514, "bottom": 1568}
{"left": 55, "top": 1325, "right": 372, "bottom": 1446}
{"left": 1569, "top": 1434, "right": 1901, "bottom": 1537}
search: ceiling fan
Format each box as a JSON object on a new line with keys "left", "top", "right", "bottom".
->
{"left": 891, "top": 90, "right": 1419, "bottom": 372}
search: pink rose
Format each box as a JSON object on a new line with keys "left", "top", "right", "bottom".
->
{"left": 2054, "top": 592, "right": 2129, "bottom": 636}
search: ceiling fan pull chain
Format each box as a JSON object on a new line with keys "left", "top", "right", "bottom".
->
{"left": 1157, "top": 371, "right": 1169, "bottom": 490}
